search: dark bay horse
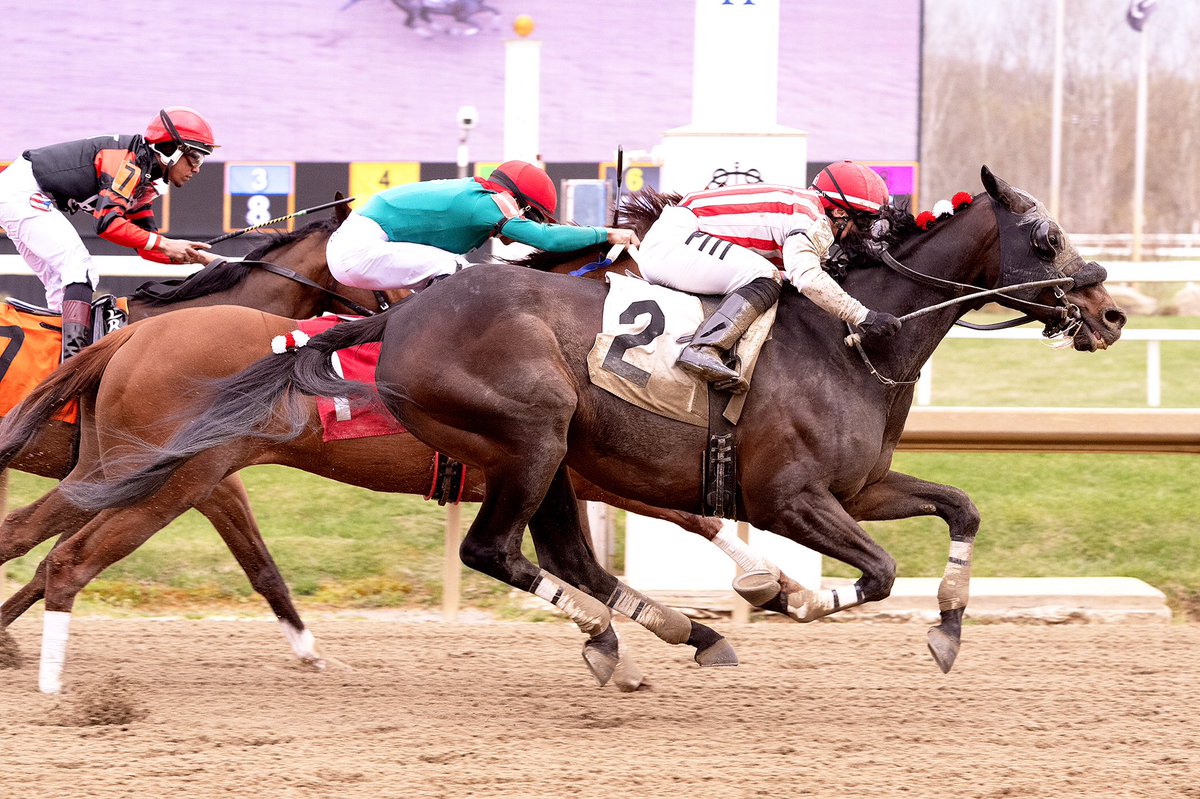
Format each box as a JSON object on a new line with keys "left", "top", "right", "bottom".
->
{"left": 0, "top": 252, "right": 724, "bottom": 693}
{"left": 66, "top": 167, "right": 1127, "bottom": 685}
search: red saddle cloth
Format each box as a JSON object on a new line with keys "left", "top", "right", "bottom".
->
{"left": 295, "top": 316, "right": 407, "bottom": 443}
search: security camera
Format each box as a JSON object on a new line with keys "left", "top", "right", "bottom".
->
{"left": 457, "top": 105, "right": 479, "bottom": 130}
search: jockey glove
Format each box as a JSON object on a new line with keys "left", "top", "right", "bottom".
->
{"left": 859, "top": 310, "right": 902, "bottom": 339}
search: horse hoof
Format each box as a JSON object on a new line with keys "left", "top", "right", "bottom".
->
{"left": 611, "top": 656, "right": 647, "bottom": 693}
{"left": 732, "top": 570, "right": 781, "bottom": 608}
{"left": 300, "top": 655, "right": 327, "bottom": 673}
{"left": 927, "top": 625, "right": 961, "bottom": 674}
{"left": 0, "top": 628, "right": 24, "bottom": 669}
{"left": 582, "top": 630, "right": 620, "bottom": 687}
{"left": 694, "top": 636, "right": 739, "bottom": 668}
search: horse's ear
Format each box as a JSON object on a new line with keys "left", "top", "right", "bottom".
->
{"left": 334, "top": 191, "right": 351, "bottom": 224}
{"left": 980, "top": 166, "right": 1033, "bottom": 214}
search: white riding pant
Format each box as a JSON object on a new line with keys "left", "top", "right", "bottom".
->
{"left": 326, "top": 211, "right": 461, "bottom": 291}
{"left": 0, "top": 156, "right": 97, "bottom": 310}
{"left": 637, "top": 205, "right": 777, "bottom": 295}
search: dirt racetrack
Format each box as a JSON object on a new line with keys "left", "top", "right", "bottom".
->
{"left": 0, "top": 614, "right": 1196, "bottom": 798}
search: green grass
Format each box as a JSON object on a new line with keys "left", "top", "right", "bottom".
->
{"left": 0, "top": 313, "right": 1196, "bottom": 617}
{"left": 925, "top": 313, "right": 1200, "bottom": 407}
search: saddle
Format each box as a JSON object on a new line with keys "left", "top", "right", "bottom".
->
{"left": 0, "top": 295, "right": 129, "bottom": 424}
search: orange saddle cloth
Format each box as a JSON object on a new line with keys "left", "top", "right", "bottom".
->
{"left": 0, "top": 302, "right": 77, "bottom": 423}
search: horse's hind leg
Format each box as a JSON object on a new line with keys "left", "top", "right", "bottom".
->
{"left": 841, "top": 471, "right": 981, "bottom": 674}
{"left": 456, "top": 457, "right": 625, "bottom": 686}
{"left": 531, "top": 468, "right": 736, "bottom": 680}
{"left": 36, "top": 457, "right": 232, "bottom": 693}
{"left": 194, "top": 474, "right": 323, "bottom": 671}
{"left": 0, "top": 490, "right": 94, "bottom": 567}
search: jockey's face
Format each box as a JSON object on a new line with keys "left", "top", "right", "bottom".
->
{"left": 166, "top": 153, "right": 202, "bottom": 188}
{"left": 829, "top": 209, "right": 854, "bottom": 241}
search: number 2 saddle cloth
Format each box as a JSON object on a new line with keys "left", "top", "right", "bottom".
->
{"left": 586, "top": 273, "right": 776, "bottom": 427}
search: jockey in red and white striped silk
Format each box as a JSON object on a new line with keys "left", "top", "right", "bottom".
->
{"left": 637, "top": 160, "right": 902, "bottom": 392}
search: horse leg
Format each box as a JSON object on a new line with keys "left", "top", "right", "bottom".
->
{"left": 37, "top": 457, "right": 231, "bottom": 693}
{"left": 194, "top": 474, "right": 324, "bottom": 671}
{"left": 840, "top": 471, "right": 981, "bottom": 674}
{"left": 531, "top": 468, "right": 737, "bottom": 681}
{"left": 0, "top": 490, "right": 95, "bottom": 566}
{"left": 740, "top": 490, "right": 898, "bottom": 624}
{"left": 454, "top": 454, "right": 626, "bottom": 686}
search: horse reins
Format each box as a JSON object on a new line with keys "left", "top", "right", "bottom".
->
{"left": 242, "top": 260, "right": 391, "bottom": 316}
{"left": 845, "top": 246, "right": 1097, "bottom": 387}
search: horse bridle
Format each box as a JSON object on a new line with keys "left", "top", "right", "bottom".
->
{"left": 844, "top": 244, "right": 1106, "bottom": 387}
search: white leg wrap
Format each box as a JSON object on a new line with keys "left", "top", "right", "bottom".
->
{"left": 39, "top": 611, "right": 71, "bottom": 695}
{"left": 532, "top": 571, "right": 611, "bottom": 637}
{"left": 606, "top": 583, "right": 692, "bottom": 645}
{"left": 786, "top": 584, "right": 864, "bottom": 622}
{"left": 712, "top": 530, "right": 777, "bottom": 576}
{"left": 279, "top": 621, "right": 324, "bottom": 667}
{"left": 938, "top": 540, "right": 975, "bottom": 611}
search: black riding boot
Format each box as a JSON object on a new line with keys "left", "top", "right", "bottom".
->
{"left": 676, "top": 276, "right": 781, "bottom": 392}
{"left": 60, "top": 282, "right": 94, "bottom": 362}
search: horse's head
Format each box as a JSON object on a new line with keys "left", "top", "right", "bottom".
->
{"left": 981, "top": 166, "right": 1126, "bottom": 351}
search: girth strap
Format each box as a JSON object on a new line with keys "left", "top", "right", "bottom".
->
{"left": 703, "top": 387, "right": 739, "bottom": 518}
{"left": 426, "top": 451, "right": 466, "bottom": 505}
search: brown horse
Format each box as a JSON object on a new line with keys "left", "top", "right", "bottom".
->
{"left": 0, "top": 211, "right": 408, "bottom": 671}
{"left": 69, "top": 167, "right": 1126, "bottom": 686}
{"left": 0, "top": 250, "right": 725, "bottom": 693}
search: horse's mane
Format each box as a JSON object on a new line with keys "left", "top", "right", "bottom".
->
{"left": 840, "top": 200, "right": 921, "bottom": 269}
{"left": 131, "top": 218, "right": 340, "bottom": 306}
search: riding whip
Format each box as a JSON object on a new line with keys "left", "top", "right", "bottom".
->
{"left": 205, "top": 197, "right": 356, "bottom": 245}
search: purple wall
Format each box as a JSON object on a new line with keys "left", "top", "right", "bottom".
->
{"left": 3, "top": 0, "right": 920, "bottom": 165}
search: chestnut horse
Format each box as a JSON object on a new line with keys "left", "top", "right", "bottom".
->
{"left": 65, "top": 167, "right": 1126, "bottom": 688}
{"left": 0, "top": 249, "right": 723, "bottom": 693}
{"left": 0, "top": 212, "right": 414, "bottom": 670}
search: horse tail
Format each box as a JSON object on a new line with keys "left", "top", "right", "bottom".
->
{"left": 62, "top": 312, "right": 394, "bottom": 512}
{"left": 0, "top": 325, "right": 140, "bottom": 471}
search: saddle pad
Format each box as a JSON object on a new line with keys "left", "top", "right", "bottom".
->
{"left": 0, "top": 301, "right": 77, "bottom": 423}
{"left": 585, "top": 274, "right": 776, "bottom": 427}
{"left": 295, "top": 315, "right": 407, "bottom": 443}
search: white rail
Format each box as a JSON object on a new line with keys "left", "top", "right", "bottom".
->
{"left": 920, "top": 328, "right": 1200, "bottom": 408}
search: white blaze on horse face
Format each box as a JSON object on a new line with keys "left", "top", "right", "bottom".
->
{"left": 39, "top": 610, "right": 72, "bottom": 695}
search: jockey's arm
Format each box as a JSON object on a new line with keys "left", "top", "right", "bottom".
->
{"left": 781, "top": 222, "right": 869, "bottom": 326}
{"left": 499, "top": 218, "right": 609, "bottom": 252}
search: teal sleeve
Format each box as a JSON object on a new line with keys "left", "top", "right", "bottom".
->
{"left": 501, "top": 218, "right": 607, "bottom": 252}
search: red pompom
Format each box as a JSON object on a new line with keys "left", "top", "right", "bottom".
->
{"left": 915, "top": 211, "right": 937, "bottom": 230}
{"left": 951, "top": 192, "right": 973, "bottom": 210}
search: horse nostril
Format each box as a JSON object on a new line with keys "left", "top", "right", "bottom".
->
{"left": 1106, "top": 308, "right": 1128, "bottom": 329}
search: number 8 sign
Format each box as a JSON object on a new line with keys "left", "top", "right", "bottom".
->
{"left": 223, "top": 163, "right": 296, "bottom": 234}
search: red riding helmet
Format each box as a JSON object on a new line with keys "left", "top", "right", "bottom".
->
{"left": 488, "top": 160, "right": 558, "bottom": 222}
{"left": 144, "top": 106, "right": 218, "bottom": 156}
{"left": 811, "top": 160, "right": 889, "bottom": 215}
